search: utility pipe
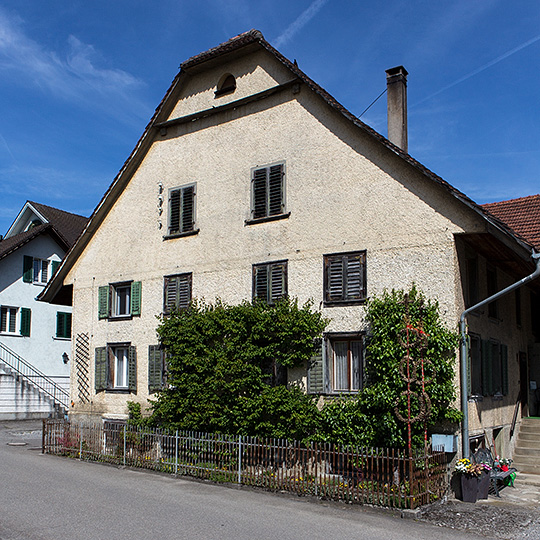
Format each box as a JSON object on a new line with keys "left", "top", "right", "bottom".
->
{"left": 460, "top": 251, "right": 540, "bottom": 458}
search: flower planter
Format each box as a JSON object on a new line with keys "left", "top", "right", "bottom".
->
{"left": 477, "top": 471, "right": 490, "bottom": 499}
{"left": 460, "top": 474, "right": 478, "bottom": 503}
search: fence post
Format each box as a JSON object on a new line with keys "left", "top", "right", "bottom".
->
{"left": 237, "top": 436, "right": 242, "bottom": 484}
{"left": 79, "top": 424, "right": 83, "bottom": 460}
{"left": 175, "top": 430, "right": 178, "bottom": 476}
{"left": 123, "top": 424, "right": 126, "bottom": 467}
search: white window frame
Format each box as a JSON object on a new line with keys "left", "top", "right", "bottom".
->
{"left": 33, "top": 258, "right": 49, "bottom": 284}
{"left": 113, "top": 346, "right": 129, "bottom": 389}
{"left": 0, "top": 306, "right": 18, "bottom": 334}
{"left": 327, "top": 335, "right": 363, "bottom": 393}
{"left": 112, "top": 284, "right": 131, "bottom": 318}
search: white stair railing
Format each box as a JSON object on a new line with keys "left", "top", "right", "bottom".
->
{"left": 0, "top": 341, "right": 69, "bottom": 412}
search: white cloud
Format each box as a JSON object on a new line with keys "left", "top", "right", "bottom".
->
{"left": 274, "top": 0, "right": 329, "bottom": 48}
{"left": 0, "top": 8, "right": 150, "bottom": 124}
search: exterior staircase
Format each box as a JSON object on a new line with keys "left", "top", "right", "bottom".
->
{"left": 0, "top": 342, "right": 69, "bottom": 420}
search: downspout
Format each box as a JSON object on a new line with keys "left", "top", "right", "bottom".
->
{"left": 460, "top": 251, "right": 540, "bottom": 458}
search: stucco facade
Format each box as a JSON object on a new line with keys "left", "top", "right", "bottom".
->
{"left": 46, "top": 31, "right": 539, "bottom": 456}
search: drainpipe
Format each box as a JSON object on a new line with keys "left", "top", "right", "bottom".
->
{"left": 460, "top": 251, "right": 540, "bottom": 458}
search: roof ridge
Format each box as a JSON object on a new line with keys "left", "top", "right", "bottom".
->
{"left": 482, "top": 194, "right": 540, "bottom": 207}
{"left": 28, "top": 200, "right": 88, "bottom": 220}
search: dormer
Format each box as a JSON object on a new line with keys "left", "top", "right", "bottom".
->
{"left": 4, "top": 202, "right": 48, "bottom": 239}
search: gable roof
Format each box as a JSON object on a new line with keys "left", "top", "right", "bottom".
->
{"left": 482, "top": 194, "right": 540, "bottom": 250}
{"left": 0, "top": 202, "right": 88, "bottom": 261}
{"left": 40, "top": 30, "right": 537, "bottom": 303}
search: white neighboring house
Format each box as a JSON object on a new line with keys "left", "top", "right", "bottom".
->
{"left": 0, "top": 201, "right": 88, "bottom": 419}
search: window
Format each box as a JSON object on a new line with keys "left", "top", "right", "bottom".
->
{"left": 148, "top": 345, "right": 165, "bottom": 393}
{"left": 98, "top": 282, "right": 142, "bottom": 320}
{"left": 1, "top": 306, "right": 18, "bottom": 334}
{"left": 324, "top": 251, "right": 366, "bottom": 305}
{"left": 467, "top": 336, "right": 508, "bottom": 398}
{"left": 307, "top": 334, "right": 364, "bottom": 394}
{"left": 250, "top": 163, "right": 285, "bottom": 221}
{"left": 215, "top": 73, "right": 236, "bottom": 97}
{"left": 164, "top": 273, "right": 192, "bottom": 314}
{"left": 56, "top": 312, "right": 72, "bottom": 339}
{"left": 168, "top": 184, "right": 196, "bottom": 236}
{"left": 465, "top": 257, "right": 479, "bottom": 308}
{"left": 486, "top": 265, "right": 498, "bottom": 319}
{"left": 95, "top": 344, "right": 136, "bottom": 392}
{"left": 328, "top": 336, "right": 363, "bottom": 392}
{"left": 0, "top": 306, "right": 31, "bottom": 336}
{"left": 252, "top": 261, "right": 287, "bottom": 304}
{"left": 22, "top": 256, "right": 51, "bottom": 284}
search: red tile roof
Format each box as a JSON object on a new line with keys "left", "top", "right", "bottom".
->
{"left": 482, "top": 194, "right": 540, "bottom": 250}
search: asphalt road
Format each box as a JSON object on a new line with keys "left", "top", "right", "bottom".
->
{"left": 0, "top": 421, "right": 492, "bottom": 540}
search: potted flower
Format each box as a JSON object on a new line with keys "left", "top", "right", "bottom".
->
{"left": 499, "top": 458, "right": 512, "bottom": 472}
{"left": 455, "top": 458, "right": 483, "bottom": 502}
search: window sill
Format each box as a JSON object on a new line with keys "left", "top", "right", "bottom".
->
{"left": 163, "top": 229, "right": 200, "bottom": 241}
{"left": 468, "top": 395, "right": 484, "bottom": 402}
{"left": 245, "top": 212, "right": 290, "bottom": 226}
{"left": 0, "top": 332, "right": 22, "bottom": 338}
{"left": 53, "top": 336, "right": 71, "bottom": 341}
{"left": 104, "top": 389, "right": 133, "bottom": 395}
{"left": 106, "top": 315, "right": 133, "bottom": 321}
{"left": 324, "top": 299, "right": 367, "bottom": 307}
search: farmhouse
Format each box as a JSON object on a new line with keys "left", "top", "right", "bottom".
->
{"left": 41, "top": 30, "right": 539, "bottom": 458}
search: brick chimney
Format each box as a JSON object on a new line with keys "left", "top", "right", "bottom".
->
{"left": 385, "top": 66, "right": 408, "bottom": 153}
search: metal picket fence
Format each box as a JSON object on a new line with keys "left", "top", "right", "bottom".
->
{"left": 42, "top": 419, "right": 448, "bottom": 509}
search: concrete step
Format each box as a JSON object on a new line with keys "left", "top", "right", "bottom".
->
{"left": 514, "top": 446, "right": 540, "bottom": 457}
{"left": 516, "top": 432, "right": 540, "bottom": 443}
{"left": 512, "top": 461, "right": 540, "bottom": 474}
{"left": 515, "top": 438, "right": 540, "bottom": 449}
{"left": 518, "top": 422, "right": 540, "bottom": 434}
{"left": 515, "top": 472, "right": 540, "bottom": 487}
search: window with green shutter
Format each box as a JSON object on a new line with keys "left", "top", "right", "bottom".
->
{"left": 324, "top": 251, "right": 366, "bottom": 305}
{"left": 20, "top": 308, "right": 31, "bottom": 337}
{"left": 56, "top": 312, "right": 72, "bottom": 339}
{"left": 252, "top": 261, "right": 287, "bottom": 305}
{"left": 98, "top": 282, "right": 142, "bottom": 319}
{"left": 95, "top": 344, "right": 137, "bottom": 393}
{"left": 1, "top": 306, "right": 18, "bottom": 334}
{"left": 471, "top": 338, "right": 509, "bottom": 398}
{"left": 23, "top": 256, "right": 33, "bottom": 283}
{"left": 51, "top": 260, "right": 61, "bottom": 276}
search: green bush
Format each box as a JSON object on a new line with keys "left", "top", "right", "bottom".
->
{"left": 148, "top": 298, "right": 327, "bottom": 441}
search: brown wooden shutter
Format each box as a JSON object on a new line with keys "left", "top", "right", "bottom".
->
{"left": 169, "top": 189, "right": 181, "bottom": 234}
{"left": 164, "top": 276, "right": 177, "bottom": 314}
{"left": 181, "top": 185, "right": 195, "bottom": 232}
{"left": 270, "top": 262, "right": 286, "bottom": 303}
{"left": 268, "top": 164, "right": 284, "bottom": 216}
{"left": 253, "top": 264, "right": 269, "bottom": 301}
{"left": 252, "top": 168, "right": 268, "bottom": 219}
{"left": 327, "top": 257, "right": 344, "bottom": 301}
{"left": 178, "top": 274, "right": 191, "bottom": 308}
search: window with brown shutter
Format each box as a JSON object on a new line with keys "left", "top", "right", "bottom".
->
{"left": 324, "top": 251, "right": 366, "bottom": 305}
{"left": 168, "top": 183, "right": 197, "bottom": 237}
{"left": 163, "top": 273, "right": 192, "bottom": 314}
{"left": 252, "top": 261, "right": 287, "bottom": 305}
{"left": 249, "top": 163, "right": 287, "bottom": 222}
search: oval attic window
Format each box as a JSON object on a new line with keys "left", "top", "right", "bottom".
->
{"left": 215, "top": 74, "right": 236, "bottom": 97}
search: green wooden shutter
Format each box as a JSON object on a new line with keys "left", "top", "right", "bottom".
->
{"left": 307, "top": 339, "right": 324, "bottom": 394}
{"left": 128, "top": 346, "right": 137, "bottom": 393}
{"left": 131, "top": 281, "right": 142, "bottom": 316}
{"left": 56, "top": 312, "right": 72, "bottom": 338}
{"left": 51, "top": 260, "right": 61, "bottom": 276}
{"left": 148, "top": 345, "right": 163, "bottom": 394}
{"left": 98, "top": 286, "right": 110, "bottom": 319}
{"left": 23, "top": 256, "right": 33, "bottom": 283}
{"left": 481, "top": 339, "right": 493, "bottom": 396}
{"left": 95, "top": 347, "right": 107, "bottom": 392}
{"left": 20, "top": 308, "right": 31, "bottom": 336}
{"left": 501, "top": 344, "right": 509, "bottom": 396}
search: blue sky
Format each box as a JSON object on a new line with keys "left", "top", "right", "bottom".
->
{"left": 1, "top": 0, "right": 539, "bottom": 234}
